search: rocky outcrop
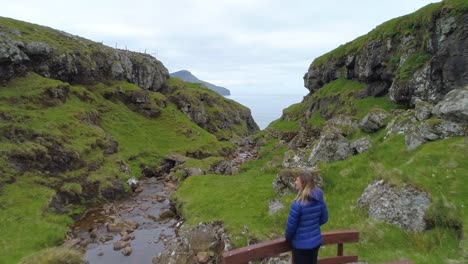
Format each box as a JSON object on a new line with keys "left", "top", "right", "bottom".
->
{"left": 432, "top": 86, "right": 468, "bottom": 124}
{"left": 152, "top": 221, "right": 231, "bottom": 264}
{"left": 308, "top": 129, "right": 353, "bottom": 165}
{"left": 0, "top": 20, "right": 169, "bottom": 91}
{"left": 359, "top": 109, "right": 389, "bottom": 132}
{"left": 385, "top": 109, "right": 466, "bottom": 150}
{"left": 272, "top": 168, "right": 323, "bottom": 196}
{"left": 168, "top": 86, "right": 259, "bottom": 140}
{"left": 357, "top": 180, "right": 431, "bottom": 231}
{"left": 304, "top": 5, "right": 468, "bottom": 107}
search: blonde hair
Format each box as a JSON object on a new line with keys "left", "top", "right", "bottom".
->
{"left": 295, "top": 171, "right": 317, "bottom": 204}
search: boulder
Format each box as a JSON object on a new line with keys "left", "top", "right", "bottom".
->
{"left": 268, "top": 200, "right": 285, "bottom": 215}
{"left": 308, "top": 130, "right": 352, "bottom": 165}
{"left": 24, "top": 42, "right": 52, "bottom": 58}
{"left": 324, "top": 115, "right": 359, "bottom": 136}
{"left": 209, "top": 160, "right": 239, "bottom": 175}
{"left": 432, "top": 87, "right": 468, "bottom": 124}
{"left": 152, "top": 221, "right": 231, "bottom": 264}
{"left": 184, "top": 167, "right": 204, "bottom": 177}
{"left": 113, "top": 240, "right": 130, "bottom": 251}
{"left": 122, "top": 246, "right": 133, "bottom": 256}
{"left": 357, "top": 180, "right": 430, "bottom": 231}
{"left": 272, "top": 168, "right": 323, "bottom": 196}
{"left": 359, "top": 109, "right": 389, "bottom": 132}
{"left": 404, "top": 119, "right": 465, "bottom": 151}
{"left": 414, "top": 101, "right": 433, "bottom": 121}
{"left": 350, "top": 136, "right": 372, "bottom": 154}
{"left": 159, "top": 209, "right": 175, "bottom": 220}
{"left": 282, "top": 150, "right": 307, "bottom": 168}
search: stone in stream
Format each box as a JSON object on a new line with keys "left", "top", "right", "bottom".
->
{"left": 99, "top": 234, "right": 114, "bottom": 243}
{"left": 159, "top": 209, "right": 175, "bottom": 220}
{"left": 122, "top": 246, "right": 133, "bottom": 256}
{"left": 113, "top": 240, "right": 130, "bottom": 250}
{"left": 106, "top": 219, "right": 139, "bottom": 233}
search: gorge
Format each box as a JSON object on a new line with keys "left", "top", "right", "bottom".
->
{"left": 1, "top": 1, "right": 467, "bottom": 263}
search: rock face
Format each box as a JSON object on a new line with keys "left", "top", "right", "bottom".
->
{"left": 357, "top": 180, "right": 431, "bottom": 231}
{"left": 152, "top": 221, "right": 231, "bottom": 264}
{"left": 168, "top": 86, "right": 259, "bottom": 140}
{"left": 385, "top": 109, "right": 466, "bottom": 151}
{"left": 304, "top": 7, "right": 468, "bottom": 107}
{"left": 0, "top": 21, "right": 169, "bottom": 91}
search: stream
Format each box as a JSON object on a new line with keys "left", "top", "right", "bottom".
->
{"left": 70, "top": 177, "right": 178, "bottom": 264}
{"left": 67, "top": 141, "right": 258, "bottom": 263}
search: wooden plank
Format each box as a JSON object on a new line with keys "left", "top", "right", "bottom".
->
{"left": 322, "top": 230, "right": 359, "bottom": 245}
{"left": 223, "top": 230, "right": 359, "bottom": 264}
{"left": 223, "top": 238, "right": 290, "bottom": 264}
{"left": 318, "top": 255, "right": 359, "bottom": 264}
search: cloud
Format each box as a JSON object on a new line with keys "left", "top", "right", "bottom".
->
{"left": 1, "top": 0, "right": 440, "bottom": 95}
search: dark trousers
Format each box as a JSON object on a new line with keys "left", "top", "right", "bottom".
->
{"left": 292, "top": 246, "right": 320, "bottom": 264}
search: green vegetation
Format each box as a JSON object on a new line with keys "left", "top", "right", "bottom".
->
{"left": 20, "top": 247, "right": 85, "bottom": 264}
{"left": 0, "top": 178, "right": 73, "bottom": 264}
{"left": 176, "top": 129, "right": 467, "bottom": 263}
{"left": 397, "top": 52, "right": 432, "bottom": 80}
{"left": 267, "top": 79, "right": 401, "bottom": 132}
{"left": 166, "top": 77, "right": 256, "bottom": 140}
{"left": 176, "top": 139, "right": 288, "bottom": 245}
{"left": 310, "top": 0, "right": 466, "bottom": 68}
{"left": 0, "top": 73, "right": 237, "bottom": 262}
{"left": 0, "top": 16, "right": 100, "bottom": 54}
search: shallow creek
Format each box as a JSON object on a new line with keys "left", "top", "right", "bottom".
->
{"left": 71, "top": 177, "right": 178, "bottom": 264}
{"left": 68, "top": 143, "right": 258, "bottom": 263}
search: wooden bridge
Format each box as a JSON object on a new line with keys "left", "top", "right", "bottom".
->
{"left": 222, "top": 230, "right": 413, "bottom": 264}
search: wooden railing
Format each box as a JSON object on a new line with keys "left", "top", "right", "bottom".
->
{"left": 223, "top": 230, "right": 359, "bottom": 264}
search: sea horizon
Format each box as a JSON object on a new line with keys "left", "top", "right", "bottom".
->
{"left": 226, "top": 93, "right": 306, "bottom": 130}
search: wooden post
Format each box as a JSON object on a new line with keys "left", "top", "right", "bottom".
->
{"left": 337, "top": 243, "right": 343, "bottom": 256}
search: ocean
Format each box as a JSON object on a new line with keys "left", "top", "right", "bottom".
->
{"left": 226, "top": 94, "right": 306, "bottom": 130}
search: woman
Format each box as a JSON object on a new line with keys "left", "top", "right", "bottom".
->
{"left": 285, "top": 171, "right": 328, "bottom": 264}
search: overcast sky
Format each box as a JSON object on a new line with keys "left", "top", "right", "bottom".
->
{"left": 1, "top": 0, "right": 439, "bottom": 95}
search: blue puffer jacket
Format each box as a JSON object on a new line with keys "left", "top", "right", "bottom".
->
{"left": 285, "top": 188, "right": 328, "bottom": 249}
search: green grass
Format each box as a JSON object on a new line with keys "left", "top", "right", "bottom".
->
{"left": 313, "top": 78, "right": 366, "bottom": 98}
{"left": 267, "top": 79, "right": 401, "bottom": 132}
{"left": 176, "top": 131, "right": 467, "bottom": 263}
{"left": 0, "top": 73, "right": 239, "bottom": 262}
{"left": 397, "top": 52, "right": 432, "bottom": 80}
{"left": 166, "top": 77, "right": 257, "bottom": 140}
{"left": 0, "top": 178, "right": 73, "bottom": 264}
{"left": 0, "top": 16, "right": 100, "bottom": 54}
{"left": 310, "top": 1, "right": 450, "bottom": 68}
{"left": 175, "top": 139, "right": 288, "bottom": 245}
{"left": 20, "top": 247, "right": 85, "bottom": 264}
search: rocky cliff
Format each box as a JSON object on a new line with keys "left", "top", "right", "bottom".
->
{"left": 0, "top": 17, "right": 169, "bottom": 91}
{"left": 304, "top": 0, "right": 467, "bottom": 107}
{"left": 258, "top": 1, "right": 467, "bottom": 261}
{"left": 0, "top": 17, "right": 258, "bottom": 263}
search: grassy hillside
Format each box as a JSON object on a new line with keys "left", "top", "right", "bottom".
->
{"left": 0, "top": 73, "right": 233, "bottom": 263}
{"left": 175, "top": 79, "right": 467, "bottom": 263}
{"left": 311, "top": 0, "right": 468, "bottom": 69}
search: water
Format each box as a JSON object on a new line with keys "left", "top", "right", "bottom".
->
{"left": 74, "top": 177, "right": 177, "bottom": 264}
{"left": 227, "top": 94, "right": 306, "bottom": 129}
